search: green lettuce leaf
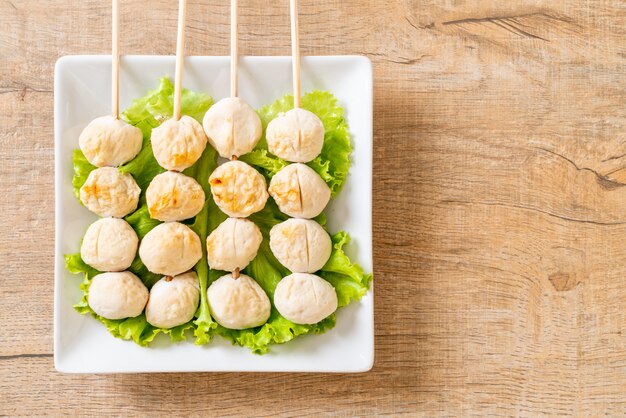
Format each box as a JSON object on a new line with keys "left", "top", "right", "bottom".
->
{"left": 122, "top": 77, "right": 213, "bottom": 138}
{"left": 239, "top": 91, "right": 352, "bottom": 195}
{"left": 319, "top": 232, "right": 373, "bottom": 307}
{"left": 185, "top": 144, "right": 222, "bottom": 345}
{"left": 118, "top": 138, "right": 165, "bottom": 192}
{"left": 71, "top": 149, "right": 96, "bottom": 200}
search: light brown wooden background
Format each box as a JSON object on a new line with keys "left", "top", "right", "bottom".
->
{"left": 2, "top": 0, "right": 626, "bottom": 416}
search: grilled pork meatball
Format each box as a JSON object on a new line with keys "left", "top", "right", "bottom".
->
{"left": 270, "top": 218, "right": 331, "bottom": 273}
{"left": 145, "top": 272, "right": 200, "bottom": 329}
{"left": 139, "top": 222, "right": 202, "bottom": 276}
{"left": 150, "top": 115, "right": 207, "bottom": 171}
{"left": 273, "top": 273, "right": 337, "bottom": 324}
{"left": 266, "top": 108, "right": 324, "bottom": 163}
{"left": 207, "top": 273, "right": 271, "bottom": 330}
{"left": 268, "top": 163, "right": 330, "bottom": 218}
{"left": 202, "top": 97, "right": 262, "bottom": 158}
{"left": 88, "top": 271, "right": 148, "bottom": 320}
{"left": 206, "top": 218, "right": 262, "bottom": 272}
{"left": 80, "top": 217, "right": 138, "bottom": 272}
{"left": 80, "top": 167, "right": 140, "bottom": 217}
{"left": 79, "top": 115, "right": 143, "bottom": 167}
{"left": 209, "top": 160, "right": 268, "bottom": 217}
{"left": 146, "top": 171, "right": 205, "bottom": 222}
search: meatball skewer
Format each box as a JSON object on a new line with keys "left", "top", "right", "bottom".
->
{"left": 139, "top": 0, "right": 206, "bottom": 328}
{"left": 205, "top": 215, "right": 270, "bottom": 331}
{"left": 146, "top": 0, "right": 206, "bottom": 223}
{"left": 79, "top": 0, "right": 142, "bottom": 168}
{"left": 265, "top": 0, "right": 325, "bottom": 163}
{"left": 80, "top": 4, "right": 147, "bottom": 322}
{"left": 266, "top": 0, "right": 338, "bottom": 326}
{"left": 111, "top": 0, "right": 120, "bottom": 122}
{"left": 150, "top": 0, "right": 207, "bottom": 172}
{"left": 203, "top": 2, "right": 271, "bottom": 326}
{"left": 205, "top": 148, "right": 270, "bottom": 330}
{"left": 266, "top": 0, "right": 331, "bottom": 219}
{"left": 79, "top": 0, "right": 141, "bottom": 219}
{"left": 202, "top": 0, "right": 262, "bottom": 159}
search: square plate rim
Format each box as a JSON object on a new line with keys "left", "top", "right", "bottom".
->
{"left": 54, "top": 54, "right": 373, "bottom": 373}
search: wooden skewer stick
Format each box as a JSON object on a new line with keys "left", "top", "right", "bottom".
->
{"left": 230, "top": 0, "right": 238, "bottom": 98}
{"left": 173, "top": 0, "right": 187, "bottom": 121}
{"left": 290, "top": 0, "right": 301, "bottom": 108}
{"left": 111, "top": 0, "right": 120, "bottom": 119}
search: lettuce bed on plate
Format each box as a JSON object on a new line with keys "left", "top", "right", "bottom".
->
{"left": 65, "top": 77, "right": 372, "bottom": 354}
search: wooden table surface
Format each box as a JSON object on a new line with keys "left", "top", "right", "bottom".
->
{"left": 2, "top": 0, "right": 626, "bottom": 416}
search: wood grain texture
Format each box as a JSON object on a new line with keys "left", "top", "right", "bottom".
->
{"left": 1, "top": 0, "right": 626, "bottom": 416}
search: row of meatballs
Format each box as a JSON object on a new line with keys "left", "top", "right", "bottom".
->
{"left": 77, "top": 95, "right": 338, "bottom": 331}
{"left": 83, "top": 217, "right": 336, "bottom": 329}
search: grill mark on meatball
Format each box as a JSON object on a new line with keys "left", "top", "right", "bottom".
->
{"left": 94, "top": 220, "right": 102, "bottom": 259}
{"left": 294, "top": 110, "right": 301, "bottom": 153}
{"left": 303, "top": 221, "right": 310, "bottom": 271}
{"left": 180, "top": 229, "right": 186, "bottom": 263}
{"left": 231, "top": 165, "right": 238, "bottom": 211}
{"left": 296, "top": 165, "right": 304, "bottom": 213}
{"left": 231, "top": 218, "right": 238, "bottom": 261}
{"left": 172, "top": 173, "right": 179, "bottom": 207}
{"left": 310, "top": 276, "right": 319, "bottom": 305}
{"left": 183, "top": 121, "right": 191, "bottom": 167}
{"left": 297, "top": 127, "right": 302, "bottom": 153}
{"left": 230, "top": 119, "right": 236, "bottom": 156}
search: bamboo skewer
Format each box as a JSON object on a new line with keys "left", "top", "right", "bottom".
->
{"left": 173, "top": 0, "right": 187, "bottom": 121}
{"left": 230, "top": 0, "right": 238, "bottom": 98}
{"left": 230, "top": 1, "right": 240, "bottom": 276}
{"left": 290, "top": 0, "right": 301, "bottom": 108}
{"left": 230, "top": 0, "right": 239, "bottom": 160}
{"left": 111, "top": 0, "right": 120, "bottom": 119}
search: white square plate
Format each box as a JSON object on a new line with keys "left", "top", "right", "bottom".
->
{"left": 54, "top": 55, "right": 373, "bottom": 373}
